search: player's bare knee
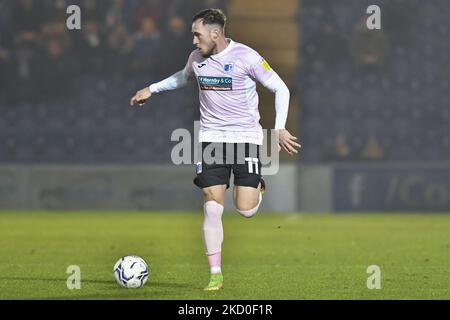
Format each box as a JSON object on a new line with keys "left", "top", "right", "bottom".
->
{"left": 204, "top": 194, "right": 223, "bottom": 205}
{"left": 203, "top": 187, "right": 225, "bottom": 205}
{"left": 234, "top": 196, "right": 259, "bottom": 210}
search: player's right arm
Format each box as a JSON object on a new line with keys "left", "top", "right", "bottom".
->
{"left": 130, "top": 52, "right": 195, "bottom": 107}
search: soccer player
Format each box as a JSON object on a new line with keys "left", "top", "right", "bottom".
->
{"left": 130, "top": 9, "right": 301, "bottom": 291}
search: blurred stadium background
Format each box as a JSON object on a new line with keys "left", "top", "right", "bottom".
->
{"left": 0, "top": 0, "right": 449, "bottom": 213}
{"left": 2, "top": 0, "right": 450, "bottom": 301}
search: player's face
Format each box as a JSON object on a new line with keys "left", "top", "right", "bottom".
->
{"left": 192, "top": 20, "right": 216, "bottom": 57}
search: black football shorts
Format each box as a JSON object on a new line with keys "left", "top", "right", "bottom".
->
{"left": 193, "top": 142, "right": 262, "bottom": 189}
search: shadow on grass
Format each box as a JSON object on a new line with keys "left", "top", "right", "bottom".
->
{"left": 1, "top": 277, "right": 194, "bottom": 299}
{"left": 0, "top": 277, "right": 113, "bottom": 285}
{"left": 1, "top": 277, "right": 191, "bottom": 287}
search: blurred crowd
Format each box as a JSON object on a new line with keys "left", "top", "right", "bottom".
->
{"left": 0, "top": 0, "right": 227, "bottom": 103}
{"left": 1, "top": 0, "right": 448, "bottom": 163}
{"left": 297, "top": 0, "right": 450, "bottom": 162}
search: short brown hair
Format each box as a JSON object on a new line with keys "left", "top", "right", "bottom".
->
{"left": 192, "top": 9, "right": 227, "bottom": 29}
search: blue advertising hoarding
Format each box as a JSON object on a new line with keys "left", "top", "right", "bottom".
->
{"left": 333, "top": 165, "right": 450, "bottom": 211}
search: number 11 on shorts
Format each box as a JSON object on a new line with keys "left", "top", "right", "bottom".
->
{"left": 245, "top": 157, "right": 259, "bottom": 174}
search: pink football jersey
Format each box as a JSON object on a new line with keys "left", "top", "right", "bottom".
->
{"left": 184, "top": 39, "right": 277, "bottom": 145}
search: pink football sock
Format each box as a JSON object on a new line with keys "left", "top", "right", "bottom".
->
{"left": 207, "top": 252, "right": 222, "bottom": 269}
{"left": 202, "top": 200, "right": 224, "bottom": 256}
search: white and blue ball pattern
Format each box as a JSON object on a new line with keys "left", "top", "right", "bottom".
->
{"left": 113, "top": 256, "right": 149, "bottom": 288}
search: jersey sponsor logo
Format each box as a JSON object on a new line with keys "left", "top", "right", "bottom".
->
{"left": 261, "top": 59, "right": 271, "bottom": 71}
{"left": 197, "top": 76, "right": 233, "bottom": 91}
{"left": 224, "top": 63, "right": 233, "bottom": 72}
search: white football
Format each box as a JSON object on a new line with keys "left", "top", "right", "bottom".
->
{"left": 113, "top": 256, "right": 149, "bottom": 288}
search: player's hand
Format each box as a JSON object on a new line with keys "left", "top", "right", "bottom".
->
{"left": 130, "top": 87, "right": 152, "bottom": 106}
{"left": 277, "top": 129, "right": 301, "bottom": 155}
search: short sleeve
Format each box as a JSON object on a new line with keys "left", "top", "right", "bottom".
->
{"left": 247, "top": 51, "right": 277, "bottom": 86}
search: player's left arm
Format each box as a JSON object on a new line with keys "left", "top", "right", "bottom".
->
{"left": 249, "top": 55, "right": 301, "bottom": 155}
{"left": 262, "top": 74, "right": 301, "bottom": 155}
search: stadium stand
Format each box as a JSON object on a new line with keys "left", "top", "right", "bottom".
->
{"left": 0, "top": 0, "right": 223, "bottom": 163}
{"left": 297, "top": 0, "right": 449, "bottom": 162}
{"left": 0, "top": 0, "right": 448, "bottom": 163}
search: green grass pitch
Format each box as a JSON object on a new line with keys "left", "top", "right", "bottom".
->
{"left": 0, "top": 211, "right": 449, "bottom": 299}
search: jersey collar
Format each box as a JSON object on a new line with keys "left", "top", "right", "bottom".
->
{"left": 210, "top": 38, "right": 234, "bottom": 59}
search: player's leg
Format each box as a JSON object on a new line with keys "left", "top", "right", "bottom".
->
{"left": 232, "top": 143, "right": 264, "bottom": 218}
{"left": 233, "top": 183, "right": 262, "bottom": 218}
{"left": 197, "top": 184, "right": 228, "bottom": 291}
{"left": 196, "top": 183, "right": 228, "bottom": 291}
{"left": 203, "top": 184, "right": 227, "bottom": 205}
{"left": 202, "top": 184, "right": 226, "bottom": 274}
{"left": 193, "top": 143, "right": 231, "bottom": 290}
{"left": 201, "top": 185, "right": 226, "bottom": 291}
